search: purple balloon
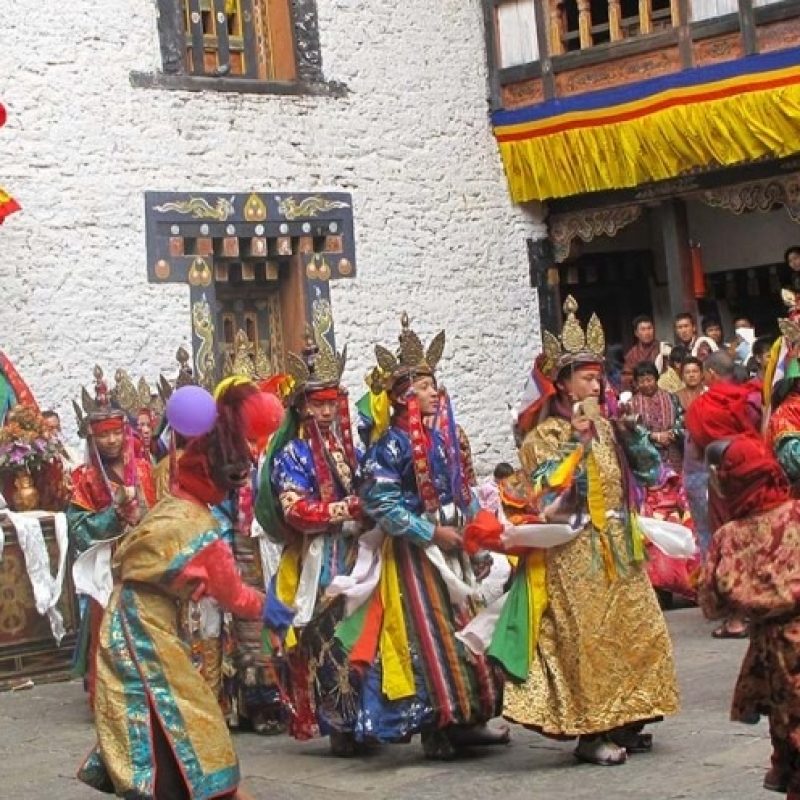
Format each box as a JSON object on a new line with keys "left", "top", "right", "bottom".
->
{"left": 166, "top": 386, "right": 218, "bottom": 437}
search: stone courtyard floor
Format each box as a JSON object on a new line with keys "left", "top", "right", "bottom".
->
{"left": 0, "top": 608, "right": 772, "bottom": 799}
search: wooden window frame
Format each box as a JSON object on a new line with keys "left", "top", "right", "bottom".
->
{"left": 133, "top": 0, "right": 346, "bottom": 95}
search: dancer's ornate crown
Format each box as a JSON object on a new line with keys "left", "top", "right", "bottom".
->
{"left": 285, "top": 325, "right": 346, "bottom": 398}
{"left": 541, "top": 295, "right": 605, "bottom": 379}
{"left": 72, "top": 365, "right": 126, "bottom": 437}
{"left": 371, "top": 312, "right": 445, "bottom": 393}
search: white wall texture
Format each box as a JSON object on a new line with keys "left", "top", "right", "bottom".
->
{"left": 0, "top": 0, "right": 546, "bottom": 472}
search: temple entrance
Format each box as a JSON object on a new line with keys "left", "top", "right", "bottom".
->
{"left": 540, "top": 171, "right": 800, "bottom": 344}
{"left": 558, "top": 250, "right": 654, "bottom": 350}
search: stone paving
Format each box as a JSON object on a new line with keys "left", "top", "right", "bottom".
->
{"left": 0, "top": 608, "right": 771, "bottom": 799}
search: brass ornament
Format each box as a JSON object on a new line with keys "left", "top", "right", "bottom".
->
{"left": 188, "top": 257, "right": 212, "bottom": 287}
{"left": 560, "top": 295, "right": 586, "bottom": 354}
{"left": 243, "top": 192, "right": 267, "bottom": 222}
{"left": 155, "top": 259, "right": 171, "bottom": 280}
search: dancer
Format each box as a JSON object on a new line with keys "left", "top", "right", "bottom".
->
{"left": 701, "top": 434, "right": 800, "bottom": 800}
{"left": 78, "top": 380, "right": 282, "bottom": 800}
{"left": 512, "top": 296, "right": 679, "bottom": 766}
{"left": 354, "top": 313, "right": 507, "bottom": 758}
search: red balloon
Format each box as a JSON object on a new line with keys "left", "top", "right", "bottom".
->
{"left": 241, "top": 391, "right": 284, "bottom": 442}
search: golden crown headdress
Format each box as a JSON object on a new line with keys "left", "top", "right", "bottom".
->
{"left": 72, "top": 365, "right": 126, "bottom": 438}
{"left": 541, "top": 295, "right": 605, "bottom": 378}
{"left": 371, "top": 312, "right": 446, "bottom": 393}
{"left": 285, "top": 325, "right": 346, "bottom": 401}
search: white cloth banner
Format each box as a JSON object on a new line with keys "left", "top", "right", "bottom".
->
{"left": 326, "top": 529, "right": 479, "bottom": 614}
{"left": 456, "top": 593, "right": 509, "bottom": 656}
{"left": 72, "top": 533, "right": 125, "bottom": 609}
{"left": 3, "top": 510, "right": 69, "bottom": 644}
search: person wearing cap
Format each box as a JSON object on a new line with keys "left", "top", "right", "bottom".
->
{"left": 511, "top": 296, "right": 679, "bottom": 767}
{"left": 256, "top": 332, "right": 364, "bottom": 754}
{"left": 67, "top": 366, "right": 156, "bottom": 711}
{"left": 77, "top": 379, "right": 282, "bottom": 800}
{"left": 356, "top": 313, "right": 508, "bottom": 760}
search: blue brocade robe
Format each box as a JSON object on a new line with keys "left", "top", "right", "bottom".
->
{"left": 357, "top": 426, "right": 502, "bottom": 742}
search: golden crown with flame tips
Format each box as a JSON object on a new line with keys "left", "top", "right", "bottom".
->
{"left": 285, "top": 325, "right": 347, "bottom": 399}
{"left": 541, "top": 295, "right": 606, "bottom": 379}
{"left": 370, "top": 312, "right": 446, "bottom": 394}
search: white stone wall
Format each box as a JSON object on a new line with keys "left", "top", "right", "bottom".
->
{"left": 0, "top": 0, "right": 545, "bottom": 472}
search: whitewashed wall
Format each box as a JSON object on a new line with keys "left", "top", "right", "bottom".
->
{"left": 0, "top": 0, "right": 545, "bottom": 472}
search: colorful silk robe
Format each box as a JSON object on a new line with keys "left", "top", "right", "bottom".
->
{"left": 767, "top": 392, "right": 800, "bottom": 486}
{"left": 78, "top": 495, "right": 264, "bottom": 800}
{"left": 356, "top": 426, "right": 502, "bottom": 741}
{"left": 509, "top": 416, "right": 680, "bottom": 736}
{"left": 266, "top": 432, "right": 360, "bottom": 739}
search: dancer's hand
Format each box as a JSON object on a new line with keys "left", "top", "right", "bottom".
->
{"left": 433, "top": 525, "right": 462, "bottom": 551}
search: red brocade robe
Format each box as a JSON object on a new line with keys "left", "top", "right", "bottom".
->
{"left": 700, "top": 499, "right": 800, "bottom": 795}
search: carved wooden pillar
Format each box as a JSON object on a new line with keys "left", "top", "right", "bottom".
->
{"left": 577, "top": 0, "right": 593, "bottom": 49}
{"left": 639, "top": 0, "right": 653, "bottom": 34}
{"left": 548, "top": 0, "right": 566, "bottom": 56}
{"left": 609, "top": 0, "right": 623, "bottom": 41}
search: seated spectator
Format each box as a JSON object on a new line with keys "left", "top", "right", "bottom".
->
{"left": 631, "top": 361, "right": 683, "bottom": 473}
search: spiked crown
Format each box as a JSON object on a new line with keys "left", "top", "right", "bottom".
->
{"left": 72, "top": 365, "right": 126, "bottom": 438}
{"left": 541, "top": 296, "right": 606, "bottom": 379}
{"left": 285, "top": 325, "right": 346, "bottom": 401}
{"left": 371, "top": 312, "right": 446, "bottom": 393}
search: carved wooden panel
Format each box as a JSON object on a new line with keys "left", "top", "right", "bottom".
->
{"left": 692, "top": 32, "right": 744, "bottom": 67}
{"left": 757, "top": 18, "right": 800, "bottom": 54}
{"left": 554, "top": 46, "right": 681, "bottom": 97}
{"left": 501, "top": 77, "right": 545, "bottom": 109}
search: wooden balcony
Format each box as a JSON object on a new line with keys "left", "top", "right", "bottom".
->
{"left": 485, "top": 0, "right": 800, "bottom": 110}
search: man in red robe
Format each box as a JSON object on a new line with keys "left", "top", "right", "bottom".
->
{"left": 685, "top": 350, "right": 761, "bottom": 638}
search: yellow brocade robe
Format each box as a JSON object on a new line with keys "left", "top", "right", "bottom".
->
{"left": 510, "top": 416, "right": 680, "bottom": 736}
{"left": 78, "top": 496, "right": 262, "bottom": 799}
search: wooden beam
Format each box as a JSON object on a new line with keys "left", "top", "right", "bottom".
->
{"left": 677, "top": 0, "right": 693, "bottom": 68}
{"left": 483, "top": 0, "right": 503, "bottom": 110}
{"left": 738, "top": 0, "right": 758, "bottom": 56}
{"left": 654, "top": 199, "right": 695, "bottom": 321}
{"left": 532, "top": 0, "right": 556, "bottom": 99}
